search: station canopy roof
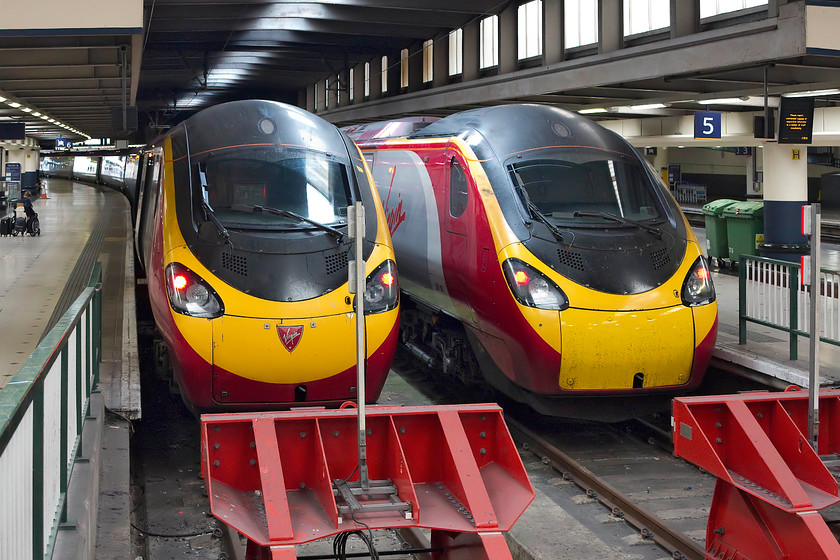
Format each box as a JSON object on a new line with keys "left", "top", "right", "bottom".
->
{"left": 0, "top": 1, "right": 839, "bottom": 146}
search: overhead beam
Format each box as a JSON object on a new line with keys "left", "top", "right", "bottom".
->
{"left": 320, "top": 14, "right": 805, "bottom": 124}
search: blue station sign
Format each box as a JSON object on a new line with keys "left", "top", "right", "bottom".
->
{"left": 5, "top": 162, "right": 21, "bottom": 182}
{"left": 694, "top": 111, "right": 722, "bottom": 140}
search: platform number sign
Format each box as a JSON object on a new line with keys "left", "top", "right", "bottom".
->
{"left": 694, "top": 111, "right": 721, "bottom": 140}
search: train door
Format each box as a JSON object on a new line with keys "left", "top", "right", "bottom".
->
{"left": 135, "top": 150, "right": 163, "bottom": 273}
{"left": 442, "top": 146, "right": 478, "bottom": 325}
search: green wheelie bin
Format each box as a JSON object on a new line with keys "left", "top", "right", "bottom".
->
{"left": 722, "top": 200, "right": 764, "bottom": 263}
{"left": 701, "top": 199, "right": 738, "bottom": 262}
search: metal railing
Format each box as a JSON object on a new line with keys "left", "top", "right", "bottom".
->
{"left": 0, "top": 263, "right": 102, "bottom": 560}
{"left": 672, "top": 182, "right": 708, "bottom": 205}
{"left": 739, "top": 255, "right": 840, "bottom": 360}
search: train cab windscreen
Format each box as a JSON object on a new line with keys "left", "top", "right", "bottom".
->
{"left": 508, "top": 149, "right": 665, "bottom": 227}
{"left": 193, "top": 147, "right": 353, "bottom": 231}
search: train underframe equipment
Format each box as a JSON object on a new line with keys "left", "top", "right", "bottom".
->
{"left": 201, "top": 403, "right": 535, "bottom": 559}
{"left": 673, "top": 388, "right": 840, "bottom": 560}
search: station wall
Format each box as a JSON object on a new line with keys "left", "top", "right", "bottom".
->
{"left": 653, "top": 146, "right": 836, "bottom": 207}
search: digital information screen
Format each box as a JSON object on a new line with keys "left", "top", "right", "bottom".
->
{"left": 778, "top": 97, "right": 815, "bottom": 144}
{"left": 0, "top": 123, "right": 25, "bottom": 140}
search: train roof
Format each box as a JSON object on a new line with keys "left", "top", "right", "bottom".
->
{"left": 170, "top": 100, "right": 351, "bottom": 158}
{"left": 343, "top": 117, "right": 440, "bottom": 142}
{"left": 409, "top": 104, "right": 636, "bottom": 159}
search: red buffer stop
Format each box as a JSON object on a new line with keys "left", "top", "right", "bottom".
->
{"left": 201, "top": 403, "right": 535, "bottom": 560}
{"left": 673, "top": 389, "right": 840, "bottom": 560}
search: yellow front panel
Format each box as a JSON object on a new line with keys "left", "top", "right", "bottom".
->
{"left": 558, "top": 306, "right": 695, "bottom": 390}
{"left": 693, "top": 298, "right": 718, "bottom": 344}
{"left": 212, "top": 313, "right": 356, "bottom": 384}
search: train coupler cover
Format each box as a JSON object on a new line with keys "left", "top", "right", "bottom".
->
{"left": 673, "top": 389, "right": 840, "bottom": 560}
{"left": 200, "top": 403, "right": 534, "bottom": 559}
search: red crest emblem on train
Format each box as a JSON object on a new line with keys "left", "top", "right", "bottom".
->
{"left": 277, "top": 325, "right": 303, "bottom": 352}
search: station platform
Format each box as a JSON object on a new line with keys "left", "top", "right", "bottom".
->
{"left": 691, "top": 227, "right": 840, "bottom": 389}
{"left": 0, "top": 177, "right": 137, "bottom": 559}
{"left": 0, "top": 178, "right": 138, "bottom": 409}
{"left": 0, "top": 178, "right": 838, "bottom": 559}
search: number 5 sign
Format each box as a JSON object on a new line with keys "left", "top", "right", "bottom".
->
{"left": 694, "top": 111, "right": 721, "bottom": 139}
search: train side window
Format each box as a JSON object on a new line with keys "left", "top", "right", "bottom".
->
{"left": 140, "top": 153, "right": 162, "bottom": 268}
{"left": 449, "top": 157, "right": 468, "bottom": 218}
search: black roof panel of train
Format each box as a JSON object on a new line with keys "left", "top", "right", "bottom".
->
{"left": 177, "top": 100, "right": 350, "bottom": 159}
{"left": 410, "top": 104, "right": 635, "bottom": 159}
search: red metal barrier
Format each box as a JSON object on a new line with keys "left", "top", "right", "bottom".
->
{"left": 201, "top": 404, "right": 534, "bottom": 559}
{"left": 673, "top": 389, "right": 840, "bottom": 560}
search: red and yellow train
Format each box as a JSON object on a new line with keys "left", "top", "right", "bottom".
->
{"left": 128, "top": 100, "right": 399, "bottom": 412}
{"left": 346, "top": 104, "right": 717, "bottom": 420}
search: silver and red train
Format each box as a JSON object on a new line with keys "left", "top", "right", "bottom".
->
{"left": 346, "top": 104, "right": 717, "bottom": 419}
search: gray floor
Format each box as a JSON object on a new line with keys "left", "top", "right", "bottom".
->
{"left": 0, "top": 179, "right": 129, "bottom": 389}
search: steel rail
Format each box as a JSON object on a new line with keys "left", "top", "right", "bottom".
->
{"left": 506, "top": 417, "right": 706, "bottom": 560}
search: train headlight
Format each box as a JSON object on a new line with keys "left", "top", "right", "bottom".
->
{"left": 503, "top": 259, "right": 569, "bottom": 311}
{"left": 165, "top": 263, "right": 224, "bottom": 318}
{"left": 681, "top": 256, "right": 716, "bottom": 306}
{"left": 360, "top": 260, "right": 399, "bottom": 314}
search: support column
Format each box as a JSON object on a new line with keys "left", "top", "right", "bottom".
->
{"left": 598, "top": 0, "right": 623, "bottom": 54}
{"left": 671, "top": 0, "right": 699, "bottom": 39}
{"left": 326, "top": 75, "right": 338, "bottom": 110}
{"left": 305, "top": 84, "right": 315, "bottom": 113}
{"left": 760, "top": 143, "right": 809, "bottom": 260}
{"left": 544, "top": 0, "right": 565, "bottom": 65}
{"left": 314, "top": 81, "right": 325, "bottom": 113}
{"left": 463, "top": 19, "right": 480, "bottom": 81}
{"left": 369, "top": 59, "right": 381, "bottom": 101}
{"left": 408, "top": 42, "right": 423, "bottom": 92}
{"left": 337, "top": 69, "right": 350, "bottom": 107}
{"left": 386, "top": 51, "right": 401, "bottom": 95}
{"left": 433, "top": 32, "right": 450, "bottom": 87}
{"left": 768, "top": 0, "right": 791, "bottom": 18}
{"left": 499, "top": 3, "right": 518, "bottom": 74}
{"left": 353, "top": 62, "right": 366, "bottom": 104}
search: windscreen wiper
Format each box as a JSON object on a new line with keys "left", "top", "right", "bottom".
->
{"left": 230, "top": 204, "right": 346, "bottom": 242}
{"left": 201, "top": 200, "right": 231, "bottom": 244}
{"left": 512, "top": 170, "right": 566, "bottom": 244}
{"left": 572, "top": 210, "right": 662, "bottom": 238}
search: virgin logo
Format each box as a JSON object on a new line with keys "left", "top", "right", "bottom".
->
{"left": 384, "top": 167, "right": 406, "bottom": 236}
{"left": 277, "top": 325, "right": 303, "bottom": 352}
{"left": 386, "top": 197, "right": 406, "bottom": 236}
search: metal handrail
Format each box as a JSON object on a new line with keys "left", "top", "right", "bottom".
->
{"left": 0, "top": 263, "right": 103, "bottom": 560}
{"left": 739, "top": 255, "right": 840, "bottom": 360}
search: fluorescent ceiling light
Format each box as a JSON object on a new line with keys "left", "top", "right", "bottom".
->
{"left": 0, "top": 96, "right": 5, "bottom": 102}
{"left": 578, "top": 107, "right": 608, "bottom": 114}
{"left": 628, "top": 103, "right": 666, "bottom": 110}
{"left": 21, "top": 107, "right": 32, "bottom": 113}
{"left": 7, "top": 101, "right": 21, "bottom": 108}
{"left": 32, "top": 112, "right": 41, "bottom": 117}
{"left": 783, "top": 88, "right": 840, "bottom": 98}
{"left": 41, "top": 115, "right": 50, "bottom": 120}
{"left": 699, "top": 98, "right": 743, "bottom": 105}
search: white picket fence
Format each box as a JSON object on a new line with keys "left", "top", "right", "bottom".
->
{"left": 740, "top": 256, "right": 840, "bottom": 359}
{"left": 0, "top": 265, "right": 101, "bottom": 560}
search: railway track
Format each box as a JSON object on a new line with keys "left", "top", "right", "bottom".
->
{"left": 130, "top": 346, "right": 751, "bottom": 560}
{"left": 392, "top": 350, "right": 717, "bottom": 559}
{"left": 507, "top": 416, "right": 707, "bottom": 560}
